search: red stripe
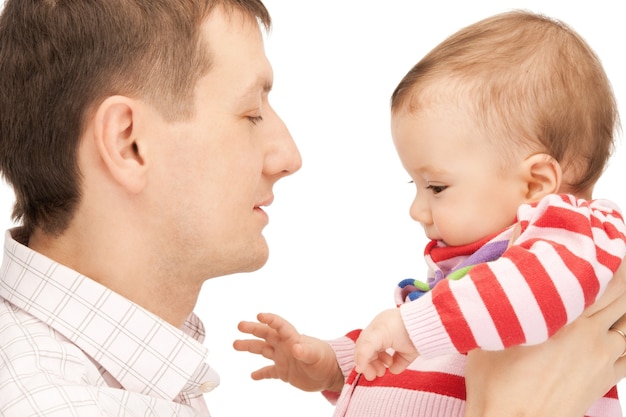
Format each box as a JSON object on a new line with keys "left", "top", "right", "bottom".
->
{"left": 431, "top": 279, "right": 478, "bottom": 352}
{"left": 600, "top": 217, "right": 626, "bottom": 241}
{"left": 550, "top": 243, "right": 599, "bottom": 307}
{"left": 590, "top": 214, "right": 603, "bottom": 229}
{"left": 596, "top": 244, "right": 623, "bottom": 273}
{"left": 428, "top": 233, "right": 498, "bottom": 263}
{"left": 345, "top": 329, "right": 362, "bottom": 343}
{"left": 471, "top": 264, "right": 525, "bottom": 347}
{"left": 505, "top": 246, "right": 567, "bottom": 336}
{"left": 348, "top": 370, "right": 617, "bottom": 407}
{"left": 558, "top": 194, "right": 571, "bottom": 204}
{"left": 605, "top": 385, "right": 619, "bottom": 399}
{"left": 356, "top": 368, "right": 466, "bottom": 400}
{"left": 533, "top": 205, "right": 593, "bottom": 239}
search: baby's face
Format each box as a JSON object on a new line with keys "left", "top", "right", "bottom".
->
{"left": 391, "top": 103, "right": 529, "bottom": 246}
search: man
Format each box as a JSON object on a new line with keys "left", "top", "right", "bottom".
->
{"left": 0, "top": 1, "right": 300, "bottom": 415}
{"left": 2, "top": 1, "right": 626, "bottom": 417}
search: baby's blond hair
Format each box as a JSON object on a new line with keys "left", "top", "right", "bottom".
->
{"left": 391, "top": 10, "right": 620, "bottom": 195}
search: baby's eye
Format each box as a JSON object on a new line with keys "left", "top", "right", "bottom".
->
{"left": 426, "top": 184, "right": 447, "bottom": 194}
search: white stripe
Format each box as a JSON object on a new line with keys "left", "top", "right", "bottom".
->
{"left": 522, "top": 224, "right": 594, "bottom": 258}
{"left": 531, "top": 240, "right": 587, "bottom": 322}
{"left": 491, "top": 257, "right": 547, "bottom": 345}
{"left": 406, "top": 353, "right": 466, "bottom": 377}
{"left": 585, "top": 395, "right": 622, "bottom": 416}
{"left": 452, "top": 278, "right": 504, "bottom": 350}
{"left": 593, "top": 226, "right": 626, "bottom": 258}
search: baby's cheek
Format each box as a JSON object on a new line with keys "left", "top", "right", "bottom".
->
{"left": 440, "top": 217, "right": 491, "bottom": 247}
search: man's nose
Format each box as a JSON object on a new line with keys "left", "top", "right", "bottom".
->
{"left": 264, "top": 109, "right": 302, "bottom": 179}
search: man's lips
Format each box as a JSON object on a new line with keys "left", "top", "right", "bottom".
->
{"left": 255, "top": 195, "right": 274, "bottom": 210}
{"left": 254, "top": 195, "right": 274, "bottom": 223}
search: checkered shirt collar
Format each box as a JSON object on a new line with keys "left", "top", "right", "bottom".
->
{"left": 0, "top": 228, "right": 218, "bottom": 401}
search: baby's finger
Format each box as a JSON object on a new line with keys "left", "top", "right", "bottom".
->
{"left": 355, "top": 355, "right": 390, "bottom": 379}
{"left": 359, "top": 362, "right": 387, "bottom": 381}
{"left": 354, "top": 334, "right": 386, "bottom": 373}
{"left": 388, "top": 353, "right": 414, "bottom": 375}
{"left": 377, "top": 351, "right": 393, "bottom": 367}
{"left": 233, "top": 339, "right": 275, "bottom": 361}
{"left": 257, "top": 312, "right": 300, "bottom": 342}
{"left": 237, "top": 320, "right": 271, "bottom": 338}
{"left": 354, "top": 346, "right": 377, "bottom": 375}
{"left": 250, "top": 365, "right": 279, "bottom": 381}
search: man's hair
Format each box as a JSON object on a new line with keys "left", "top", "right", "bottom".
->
{"left": 0, "top": 0, "right": 271, "bottom": 236}
{"left": 391, "top": 10, "right": 620, "bottom": 195}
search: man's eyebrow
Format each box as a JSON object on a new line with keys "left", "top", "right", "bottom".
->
{"left": 246, "top": 76, "right": 273, "bottom": 95}
{"left": 236, "top": 78, "right": 273, "bottom": 105}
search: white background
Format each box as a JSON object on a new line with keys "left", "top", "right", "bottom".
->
{"left": 1, "top": 1, "right": 625, "bottom": 416}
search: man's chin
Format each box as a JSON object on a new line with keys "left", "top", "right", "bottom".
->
{"left": 238, "top": 240, "right": 270, "bottom": 273}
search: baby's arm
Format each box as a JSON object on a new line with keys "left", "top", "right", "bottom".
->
{"left": 355, "top": 195, "right": 626, "bottom": 376}
{"left": 465, "top": 260, "right": 626, "bottom": 417}
{"left": 406, "top": 195, "right": 626, "bottom": 357}
{"left": 234, "top": 312, "right": 344, "bottom": 393}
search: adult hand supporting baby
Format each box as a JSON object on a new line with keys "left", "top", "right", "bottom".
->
{"left": 464, "top": 257, "right": 626, "bottom": 417}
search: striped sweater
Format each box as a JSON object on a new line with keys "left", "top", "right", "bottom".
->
{"left": 327, "top": 194, "right": 626, "bottom": 417}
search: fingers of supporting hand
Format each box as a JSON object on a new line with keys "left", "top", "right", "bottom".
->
{"left": 609, "top": 327, "right": 626, "bottom": 358}
{"left": 615, "top": 354, "right": 626, "bottom": 381}
{"left": 608, "top": 325, "right": 626, "bottom": 384}
{"left": 589, "top": 285, "right": 626, "bottom": 329}
{"left": 585, "top": 270, "right": 626, "bottom": 317}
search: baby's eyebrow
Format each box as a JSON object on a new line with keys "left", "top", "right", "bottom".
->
{"left": 416, "top": 164, "right": 448, "bottom": 176}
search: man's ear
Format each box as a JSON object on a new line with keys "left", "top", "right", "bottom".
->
{"left": 522, "top": 153, "right": 562, "bottom": 201}
{"left": 92, "top": 96, "right": 147, "bottom": 194}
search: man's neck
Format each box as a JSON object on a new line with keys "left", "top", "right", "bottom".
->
{"left": 27, "top": 226, "right": 200, "bottom": 329}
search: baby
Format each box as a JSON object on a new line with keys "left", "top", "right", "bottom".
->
{"left": 236, "top": 10, "right": 626, "bottom": 417}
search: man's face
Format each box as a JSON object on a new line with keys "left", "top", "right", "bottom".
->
{"left": 147, "top": 8, "right": 301, "bottom": 281}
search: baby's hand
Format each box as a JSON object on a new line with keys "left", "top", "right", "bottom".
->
{"left": 234, "top": 312, "right": 344, "bottom": 393}
{"left": 354, "top": 308, "right": 418, "bottom": 380}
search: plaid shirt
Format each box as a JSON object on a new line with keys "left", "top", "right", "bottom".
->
{"left": 0, "top": 228, "right": 219, "bottom": 417}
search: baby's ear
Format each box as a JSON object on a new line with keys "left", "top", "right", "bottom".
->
{"left": 522, "top": 153, "right": 562, "bottom": 201}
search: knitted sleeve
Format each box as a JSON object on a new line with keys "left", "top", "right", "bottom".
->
{"left": 326, "top": 330, "right": 360, "bottom": 379}
{"left": 400, "top": 194, "right": 626, "bottom": 358}
{"left": 321, "top": 330, "right": 361, "bottom": 404}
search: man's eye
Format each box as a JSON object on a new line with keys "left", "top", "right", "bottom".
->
{"left": 247, "top": 115, "right": 264, "bottom": 125}
{"left": 426, "top": 184, "right": 447, "bottom": 194}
